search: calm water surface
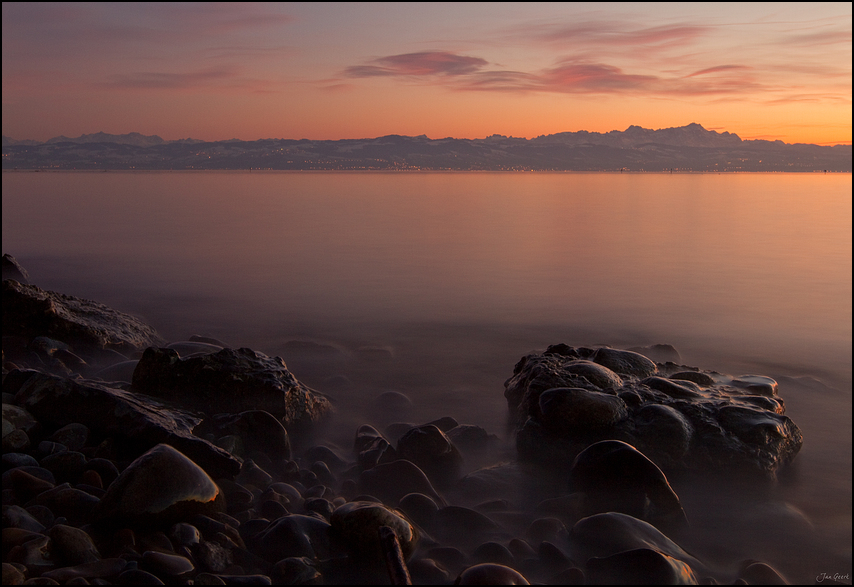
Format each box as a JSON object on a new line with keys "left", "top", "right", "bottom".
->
{"left": 3, "top": 171, "right": 851, "bottom": 582}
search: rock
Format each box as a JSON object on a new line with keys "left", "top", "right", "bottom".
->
{"left": 11, "top": 370, "right": 240, "bottom": 479}
{"left": 93, "top": 444, "right": 226, "bottom": 528}
{"left": 358, "top": 460, "right": 444, "bottom": 506}
{"left": 2, "top": 254, "right": 30, "bottom": 284}
{"left": 354, "top": 425, "right": 398, "bottom": 469}
{"left": 131, "top": 347, "right": 332, "bottom": 434}
{"left": 197, "top": 411, "right": 291, "bottom": 462}
{"left": 538, "top": 387, "right": 628, "bottom": 435}
{"left": 270, "top": 557, "right": 322, "bottom": 585}
{"left": 504, "top": 345, "right": 803, "bottom": 477}
{"left": 396, "top": 425, "right": 463, "bottom": 489}
{"left": 2, "top": 279, "right": 164, "bottom": 359}
{"left": 397, "top": 493, "right": 439, "bottom": 532}
{"left": 330, "top": 501, "right": 418, "bottom": 561}
{"left": 669, "top": 371, "right": 716, "bottom": 387}
{"left": 456, "top": 563, "right": 530, "bottom": 585}
{"left": 253, "top": 514, "right": 332, "bottom": 562}
{"left": 585, "top": 548, "right": 699, "bottom": 585}
{"left": 568, "top": 440, "right": 687, "bottom": 530}
{"left": 568, "top": 512, "right": 706, "bottom": 574}
{"left": 47, "top": 524, "right": 101, "bottom": 566}
{"left": 593, "top": 347, "right": 658, "bottom": 377}
{"left": 434, "top": 506, "right": 500, "bottom": 547}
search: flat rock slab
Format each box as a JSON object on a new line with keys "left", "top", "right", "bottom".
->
{"left": 132, "top": 347, "right": 333, "bottom": 434}
{"left": 506, "top": 344, "right": 803, "bottom": 478}
{"left": 2, "top": 279, "right": 165, "bottom": 357}
{"left": 9, "top": 369, "right": 240, "bottom": 479}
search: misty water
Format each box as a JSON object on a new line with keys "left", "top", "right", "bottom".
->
{"left": 3, "top": 170, "right": 851, "bottom": 582}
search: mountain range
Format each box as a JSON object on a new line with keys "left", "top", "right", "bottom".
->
{"left": 2, "top": 124, "right": 850, "bottom": 171}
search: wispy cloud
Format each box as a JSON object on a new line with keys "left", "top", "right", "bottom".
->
{"left": 344, "top": 52, "right": 488, "bottom": 78}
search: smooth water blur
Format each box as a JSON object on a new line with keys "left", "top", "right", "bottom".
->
{"left": 3, "top": 170, "right": 852, "bottom": 581}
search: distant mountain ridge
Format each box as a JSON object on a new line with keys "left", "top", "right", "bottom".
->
{"left": 3, "top": 124, "right": 850, "bottom": 171}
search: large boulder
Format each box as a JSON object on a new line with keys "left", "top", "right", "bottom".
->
{"left": 505, "top": 345, "right": 803, "bottom": 478}
{"left": 132, "top": 347, "right": 332, "bottom": 434}
{"left": 8, "top": 369, "right": 240, "bottom": 479}
{"left": 2, "top": 279, "right": 165, "bottom": 360}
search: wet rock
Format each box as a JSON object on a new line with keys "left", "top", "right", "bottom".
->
{"left": 358, "top": 459, "right": 444, "bottom": 506}
{"left": 47, "top": 524, "right": 101, "bottom": 566}
{"left": 200, "top": 411, "right": 291, "bottom": 462}
{"left": 504, "top": 345, "right": 803, "bottom": 476}
{"left": 670, "top": 371, "right": 716, "bottom": 387}
{"left": 93, "top": 444, "right": 226, "bottom": 528}
{"left": 592, "top": 347, "right": 658, "bottom": 377}
{"left": 24, "top": 483, "right": 99, "bottom": 527}
{"left": 568, "top": 440, "right": 687, "bottom": 531}
{"left": 2, "top": 505, "right": 46, "bottom": 533}
{"left": 732, "top": 375, "right": 779, "bottom": 397}
{"left": 538, "top": 387, "right": 628, "bottom": 435}
{"left": 132, "top": 347, "right": 332, "bottom": 434}
{"left": 40, "top": 558, "right": 128, "bottom": 582}
{"left": 253, "top": 514, "right": 331, "bottom": 562}
{"left": 2, "top": 279, "right": 164, "bottom": 359}
{"left": 141, "top": 550, "right": 194, "bottom": 576}
{"left": 473, "top": 541, "right": 514, "bottom": 566}
{"left": 48, "top": 423, "right": 90, "bottom": 452}
{"left": 271, "top": 557, "right": 322, "bottom": 584}
{"left": 92, "top": 360, "right": 139, "bottom": 383}
{"left": 434, "top": 506, "right": 500, "bottom": 547}
{"left": 456, "top": 563, "right": 530, "bottom": 585}
{"left": 396, "top": 425, "right": 463, "bottom": 489}
{"left": 330, "top": 501, "right": 418, "bottom": 561}
{"left": 632, "top": 404, "right": 694, "bottom": 465}
{"left": 586, "top": 548, "right": 698, "bottom": 585}
{"left": 354, "top": 425, "right": 398, "bottom": 469}
{"left": 2, "top": 562, "right": 26, "bottom": 585}
{"left": 568, "top": 512, "right": 706, "bottom": 574}
{"left": 398, "top": 493, "right": 439, "bottom": 532}
{"left": 12, "top": 370, "right": 240, "bottom": 479}
{"left": 738, "top": 560, "right": 789, "bottom": 585}
{"left": 409, "top": 557, "right": 450, "bottom": 585}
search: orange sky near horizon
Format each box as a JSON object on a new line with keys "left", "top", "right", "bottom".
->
{"left": 2, "top": 3, "right": 851, "bottom": 145}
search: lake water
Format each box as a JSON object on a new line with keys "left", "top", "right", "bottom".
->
{"left": 2, "top": 170, "right": 851, "bottom": 582}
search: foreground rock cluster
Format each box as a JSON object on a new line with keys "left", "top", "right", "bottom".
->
{"left": 3, "top": 254, "right": 802, "bottom": 584}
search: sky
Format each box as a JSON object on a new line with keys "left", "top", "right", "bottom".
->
{"left": 2, "top": 2, "right": 851, "bottom": 145}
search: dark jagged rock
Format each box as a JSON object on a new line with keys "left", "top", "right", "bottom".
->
{"left": 505, "top": 345, "right": 802, "bottom": 477}
{"left": 2, "top": 254, "right": 30, "bottom": 284}
{"left": 2, "top": 279, "right": 165, "bottom": 359}
{"left": 131, "top": 347, "right": 332, "bottom": 434}
{"left": 10, "top": 369, "right": 240, "bottom": 479}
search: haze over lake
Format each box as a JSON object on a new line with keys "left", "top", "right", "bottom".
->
{"left": 2, "top": 170, "right": 851, "bottom": 581}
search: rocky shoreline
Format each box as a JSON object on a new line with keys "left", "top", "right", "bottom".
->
{"left": 3, "top": 253, "right": 807, "bottom": 585}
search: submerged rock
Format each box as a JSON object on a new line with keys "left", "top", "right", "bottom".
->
{"left": 505, "top": 345, "right": 802, "bottom": 477}
{"left": 132, "top": 347, "right": 332, "bottom": 434}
